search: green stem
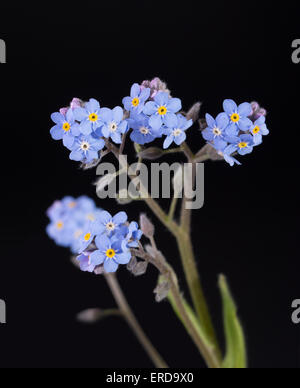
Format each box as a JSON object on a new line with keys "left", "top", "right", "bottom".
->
{"left": 133, "top": 247, "right": 221, "bottom": 368}
{"left": 176, "top": 229, "right": 221, "bottom": 360}
{"left": 105, "top": 273, "right": 168, "bottom": 368}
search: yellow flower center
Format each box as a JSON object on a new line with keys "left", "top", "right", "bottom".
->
{"left": 56, "top": 221, "right": 64, "bottom": 230}
{"left": 89, "top": 113, "right": 98, "bottom": 122}
{"left": 84, "top": 233, "right": 92, "bottom": 242}
{"left": 106, "top": 249, "right": 116, "bottom": 259}
{"left": 68, "top": 201, "right": 77, "bottom": 209}
{"left": 63, "top": 122, "right": 71, "bottom": 132}
{"left": 231, "top": 113, "right": 240, "bottom": 123}
{"left": 158, "top": 106, "right": 167, "bottom": 116}
{"left": 238, "top": 142, "right": 248, "bottom": 149}
{"left": 132, "top": 98, "right": 140, "bottom": 107}
{"left": 253, "top": 126, "right": 260, "bottom": 134}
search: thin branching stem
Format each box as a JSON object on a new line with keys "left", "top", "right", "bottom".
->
{"left": 104, "top": 273, "right": 168, "bottom": 368}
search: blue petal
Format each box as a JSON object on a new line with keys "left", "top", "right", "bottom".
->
{"left": 225, "top": 123, "right": 239, "bottom": 137}
{"left": 214, "top": 137, "right": 227, "bottom": 151}
{"left": 66, "top": 109, "right": 75, "bottom": 123}
{"left": 63, "top": 134, "right": 75, "bottom": 150}
{"left": 69, "top": 150, "right": 83, "bottom": 161}
{"left": 86, "top": 98, "right": 100, "bottom": 112}
{"left": 51, "top": 112, "right": 64, "bottom": 124}
{"left": 167, "top": 98, "right": 182, "bottom": 113}
{"left": 255, "top": 116, "right": 266, "bottom": 126}
{"left": 238, "top": 146, "right": 253, "bottom": 156}
{"left": 113, "top": 212, "right": 128, "bottom": 225}
{"left": 95, "top": 234, "right": 111, "bottom": 251}
{"left": 79, "top": 120, "right": 93, "bottom": 135}
{"left": 260, "top": 124, "right": 269, "bottom": 136}
{"left": 205, "top": 113, "right": 216, "bottom": 128}
{"left": 114, "top": 252, "right": 131, "bottom": 265}
{"left": 112, "top": 106, "right": 124, "bottom": 123}
{"left": 155, "top": 92, "right": 169, "bottom": 106}
{"left": 140, "top": 88, "right": 150, "bottom": 102}
{"left": 101, "top": 125, "right": 110, "bottom": 138}
{"left": 216, "top": 113, "right": 229, "bottom": 129}
{"left": 253, "top": 134, "right": 263, "bottom": 145}
{"left": 104, "top": 258, "right": 119, "bottom": 273}
{"left": 223, "top": 99, "right": 237, "bottom": 114}
{"left": 238, "top": 102, "right": 252, "bottom": 117}
{"left": 99, "top": 211, "right": 112, "bottom": 224}
{"left": 202, "top": 128, "right": 214, "bottom": 141}
{"left": 143, "top": 101, "right": 157, "bottom": 115}
{"left": 123, "top": 96, "right": 132, "bottom": 111}
{"left": 224, "top": 144, "right": 238, "bottom": 155}
{"left": 99, "top": 108, "right": 112, "bottom": 123}
{"left": 90, "top": 138, "right": 105, "bottom": 151}
{"left": 118, "top": 120, "right": 128, "bottom": 134}
{"left": 163, "top": 136, "right": 174, "bottom": 149}
{"left": 238, "top": 117, "right": 253, "bottom": 131}
{"left": 71, "top": 123, "right": 81, "bottom": 137}
{"left": 164, "top": 113, "right": 178, "bottom": 128}
{"left": 174, "top": 132, "right": 186, "bottom": 145}
{"left": 50, "top": 125, "right": 63, "bottom": 140}
{"left": 86, "top": 150, "right": 99, "bottom": 162}
{"left": 91, "top": 221, "right": 106, "bottom": 235}
{"left": 90, "top": 250, "right": 105, "bottom": 266}
{"left": 73, "top": 108, "right": 88, "bottom": 122}
{"left": 111, "top": 132, "right": 122, "bottom": 144}
{"left": 163, "top": 113, "right": 177, "bottom": 126}
{"left": 131, "top": 83, "right": 140, "bottom": 98}
{"left": 149, "top": 115, "right": 163, "bottom": 131}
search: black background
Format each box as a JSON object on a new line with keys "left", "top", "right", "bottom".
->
{"left": 0, "top": 1, "right": 299, "bottom": 368}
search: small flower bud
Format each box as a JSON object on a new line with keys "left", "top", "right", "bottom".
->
{"left": 140, "top": 77, "right": 171, "bottom": 100}
{"left": 186, "top": 102, "right": 202, "bottom": 122}
{"left": 132, "top": 261, "right": 148, "bottom": 277}
{"left": 154, "top": 281, "right": 171, "bottom": 303}
{"left": 145, "top": 244, "right": 157, "bottom": 259}
{"left": 195, "top": 144, "right": 224, "bottom": 162}
{"left": 138, "top": 147, "right": 165, "bottom": 160}
{"left": 140, "top": 214, "right": 155, "bottom": 238}
{"left": 81, "top": 158, "right": 101, "bottom": 170}
{"left": 127, "top": 256, "right": 138, "bottom": 272}
{"left": 77, "top": 309, "right": 103, "bottom": 324}
{"left": 249, "top": 101, "right": 267, "bottom": 122}
{"left": 60, "top": 98, "right": 83, "bottom": 115}
{"left": 199, "top": 118, "right": 208, "bottom": 131}
{"left": 94, "top": 266, "right": 105, "bottom": 275}
{"left": 70, "top": 98, "right": 84, "bottom": 109}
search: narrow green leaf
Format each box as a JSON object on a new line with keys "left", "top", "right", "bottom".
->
{"left": 219, "top": 275, "right": 247, "bottom": 369}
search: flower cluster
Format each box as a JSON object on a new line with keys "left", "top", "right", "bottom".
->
{"left": 202, "top": 99, "right": 269, "bottom": 166}
{"left": 50, "top": 98, "right": 128, "bottom": 163}
{"left": 124, "top": 81, "right": 193, "bottom": 148}
{"left": 46, "top": 197, "right": 142, "bottom": 274}
{"left": 50, "top": 82, "right": 269, "bottom": 168}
